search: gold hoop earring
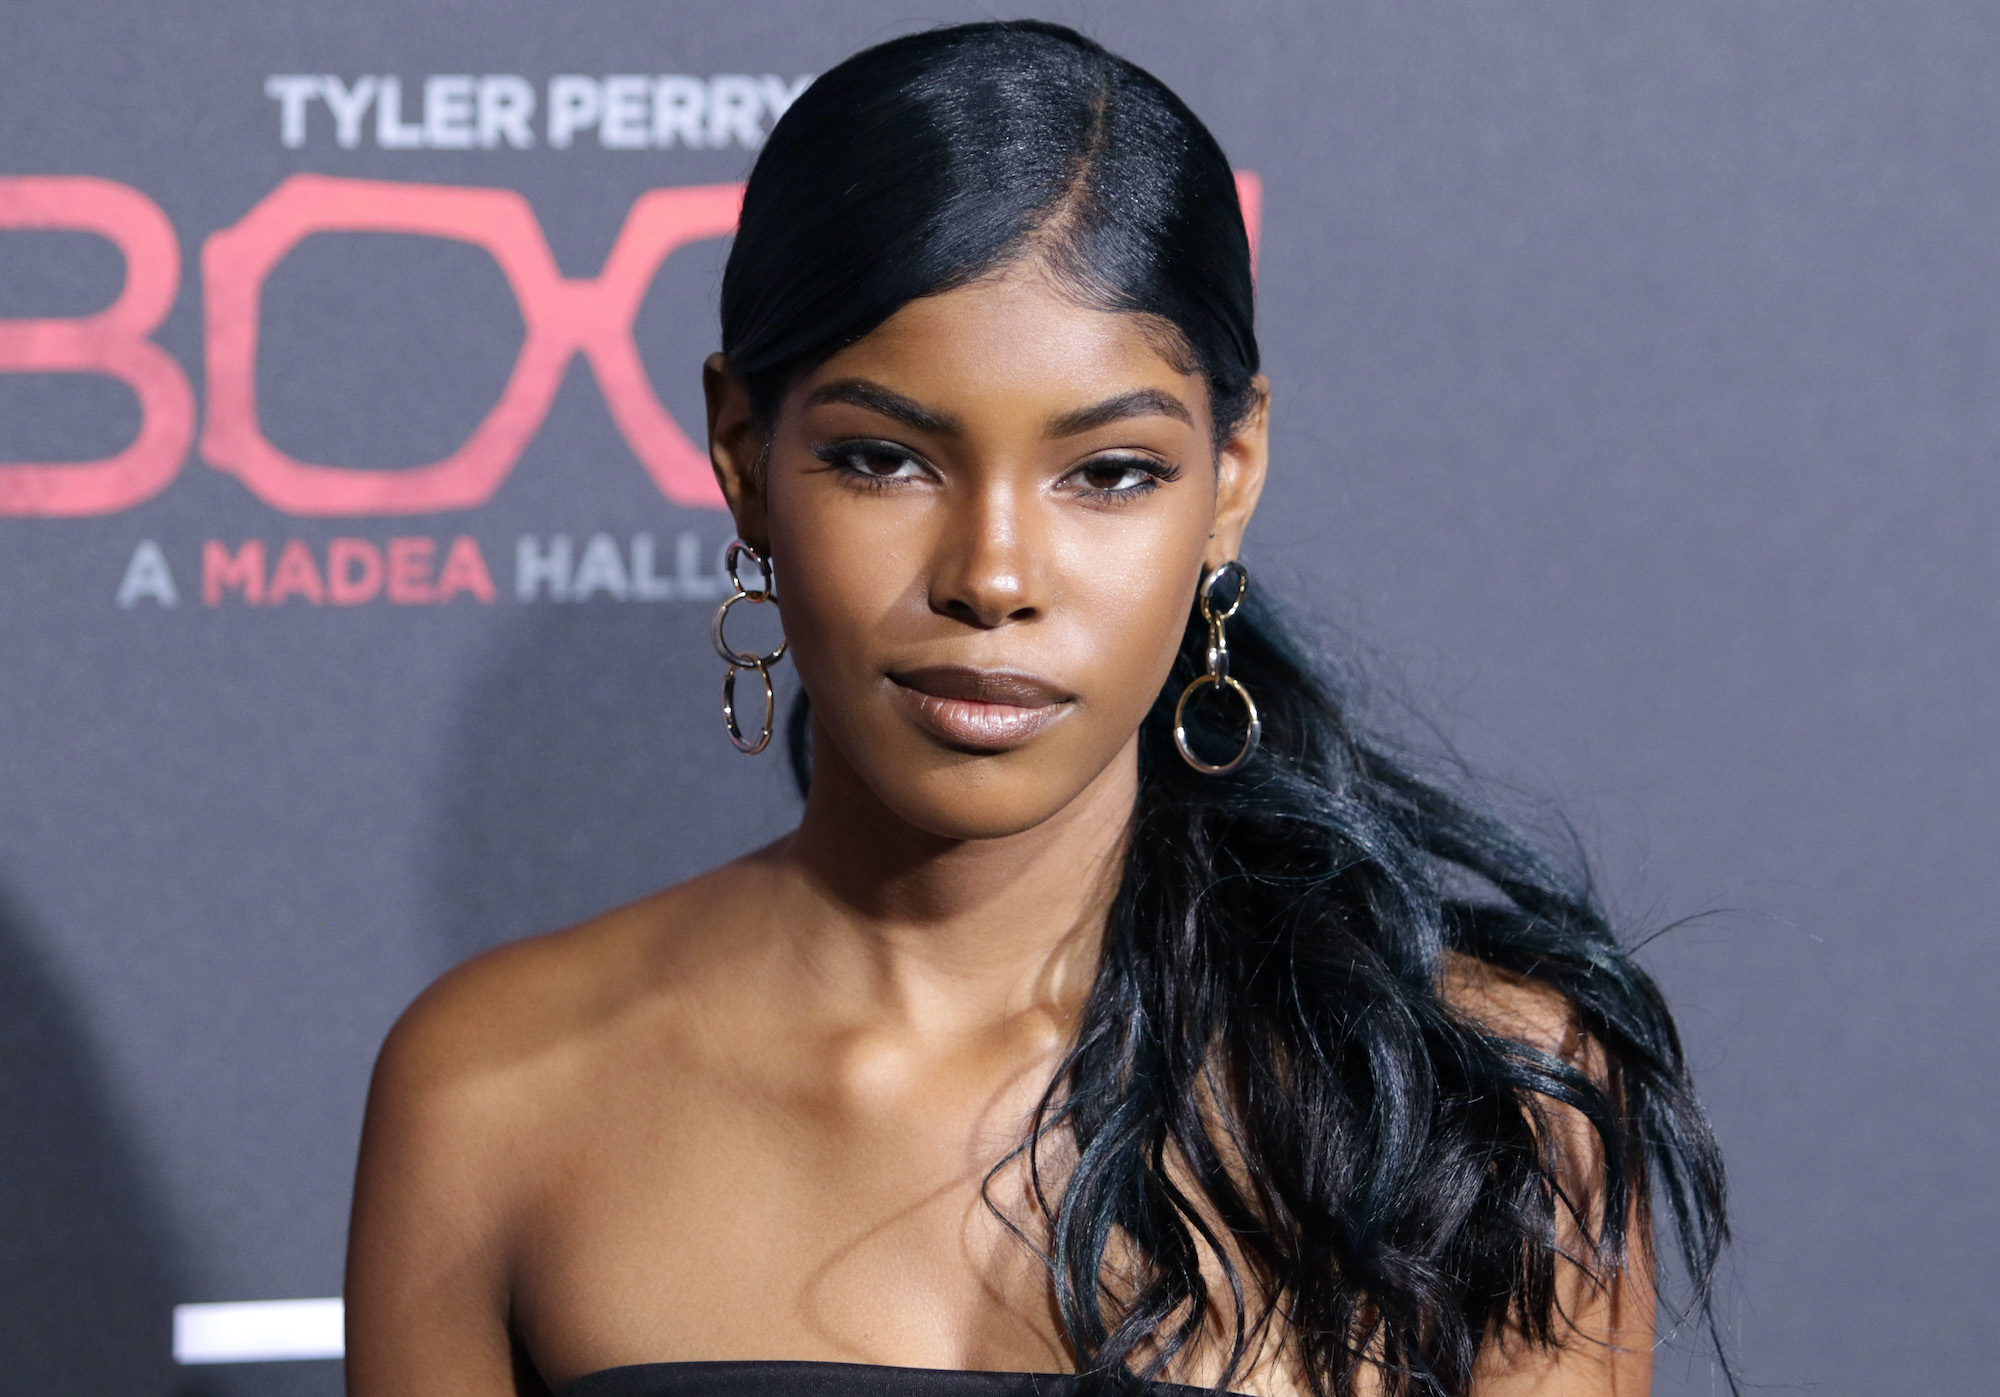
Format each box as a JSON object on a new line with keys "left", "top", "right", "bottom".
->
{"left": 711, "top": 540, "right": 787, "bottom": 754}
{"left": 1174, "top": 559, "right": 1261, "bottom": 775}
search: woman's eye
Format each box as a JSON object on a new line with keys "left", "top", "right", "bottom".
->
{"left": 819, "top": 442, "right": 929, "bottom": 482}
{"left": 1072, "top": 457, "right": 1167, "bottom": 495}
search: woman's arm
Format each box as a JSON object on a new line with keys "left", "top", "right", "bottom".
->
{"left": 1469, "top": 1199, "right": 1655, "bottom": 1397}
{"left": 1447, "top": 958, "right": 1657, "bottom": 1397}
{"left": 344, "top": 959, "right": 543, "bottom": 1397}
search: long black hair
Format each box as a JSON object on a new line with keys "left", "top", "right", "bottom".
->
{"left": 721, "top": 21, "right": 1727, "bottom": 1396}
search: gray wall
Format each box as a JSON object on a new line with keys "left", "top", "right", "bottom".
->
{"left": 3, "top": 3, "right": 1994, "bottom": 1392}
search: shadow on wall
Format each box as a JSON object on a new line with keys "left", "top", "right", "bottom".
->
{"left": 0, "top": 877, "right": 185, "bottom": 1396}
{"left": 422, "top": 595, "right": 805, "bottom": 972}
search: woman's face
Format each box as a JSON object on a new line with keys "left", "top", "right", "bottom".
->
{"left": 707, "top": 264, "right": 1267, "bottom": 841}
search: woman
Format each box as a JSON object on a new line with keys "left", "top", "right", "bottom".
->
{"left": 345, "top": 20, "right": 1725, "bottom": 1397}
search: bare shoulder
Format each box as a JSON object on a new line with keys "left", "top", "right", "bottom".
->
{"left": 1438, "top": 951, "right": 1619, "bottom": 1193}
{"left": 1439, "top": 961, "right": 1655, "bottom": 1393}
{"left": 344, "top": 855, "right": 784, "bottom": 1395}
{"left": 1439, "top": 951, "right": 1591, "bottom": 1068}
{"left": 1437, "top": 954, "right": 1613, "bottom": 1195}
{"left": 352, "top": 885, "right": 681, "bottom": 1255}
{"left": 365, "top": 849, "right": 780, "bottom": 1144}
{"left": 381, "top": 905, "right": 648, "bottom": 1086}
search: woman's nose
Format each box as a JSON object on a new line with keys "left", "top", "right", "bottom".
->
{"left": 928, "top": 479, "right": 1046, "bottom": 629}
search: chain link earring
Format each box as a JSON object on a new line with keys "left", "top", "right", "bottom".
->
{"left": 710, "top": 540, "right": 788, "bottom": 754}
{"left": 1174, "top": 559, "right": 1261, "bottom": 775}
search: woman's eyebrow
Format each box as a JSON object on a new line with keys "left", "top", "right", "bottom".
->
{"left": 802, "top": 378, "right": 961, "bottom": 435}
{"left": 1046, "top": 388, "right": 1194, "bottom": 437}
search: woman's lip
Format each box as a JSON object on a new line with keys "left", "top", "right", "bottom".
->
{"left": 890, "top": 665, "right": 1069, "bottom": 707}
{"left": 887, "top": 667, "right": 1074, "bottom": 750}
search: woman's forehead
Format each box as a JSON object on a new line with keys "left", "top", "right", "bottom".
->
{"left": 797, "top": 269, "right": 1211, "bottom": 428}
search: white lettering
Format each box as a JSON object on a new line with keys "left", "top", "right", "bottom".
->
{"left": 570, "top": 533, "right": 632, "bottom": 601}
{"left": 547, "top": 75, "right": 600, "bottom": 149}
{"left": 374, "top": 76, "right": 425, "bottom": 149}
{"left": 264, "top": 75, "right": 320, "bottom": 149}
{"left": 423, "top": 75, "right": 476, "bottom": 149}
{"left": 678, "top": 532, "right": 724, "bottom": 600}
{"left": 515, "top": 534, "right": 573, "bottom": 602}
{"left": 652, "top": 76, "right": 705, "bottom": 148}
{"left": 319, "top": 74, "right": 377, "bottom": 149}
{"left": 116, "top": 540, "right": 178, "bottom": 608}
{"left": 600, "top": 75, "right": 649, "bottom": 148}
{"left": 270, "top": 73, "right": 814, "bottom": 150}
{"left": 706, "top": 75, "right": 762, "bottom": 148}
{"left": 630, "top": 534, "right": 674, "bottom": 600}
{"left": 477, "top": 74, "right": 536, "bottom": 148}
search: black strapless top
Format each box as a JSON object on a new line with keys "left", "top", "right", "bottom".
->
{"left": 563, "top": 1361, "right": 1237, "bottom": 1397}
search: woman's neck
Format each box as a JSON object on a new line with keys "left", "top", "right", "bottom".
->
{"left": 771, "top": 730, "right": 1139, "bottom": 1036}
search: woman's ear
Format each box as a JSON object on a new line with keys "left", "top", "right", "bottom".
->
{"left": 704, "top": 352, "right": 772, "bottom": 550}
{"left": 1205, "top": 375, "right": 1270, "bottom": 569}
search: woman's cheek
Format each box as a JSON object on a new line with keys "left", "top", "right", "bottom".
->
{"left": 769, "top": 487, "right": 901, "bottom": 669}
{"left": 768, "top": 528, "right": 916, "bottom": 724}
{"left": 772, "top": 567, "right": 875, "bottom": 710}
{"left": 1066, "top": 526, "right": 1203, "bottom": 710}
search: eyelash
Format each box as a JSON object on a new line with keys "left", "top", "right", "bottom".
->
{"left": 813, "top": 440, "right": 927, "bottom": 490}
{"left": 811, "top": 439, "right": 1180, "bottom": 502}
{"left": 1071, "top": 455, "right": 1180, "bottom": 501}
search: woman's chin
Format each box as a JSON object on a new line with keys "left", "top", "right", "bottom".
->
{"left": 832, "top": 741, "right": 1123, "bottom": 845}
{"left": 875, "top": 768, "right": 1096, "bottom": 843}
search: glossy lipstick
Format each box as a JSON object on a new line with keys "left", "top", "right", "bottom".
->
{"left": 888, "top": 665, "right": 1073, "bottom": 750}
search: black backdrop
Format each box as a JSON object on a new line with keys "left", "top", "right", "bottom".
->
{"left": 3, "top": 3, "right": 1996, "bottom": 1393}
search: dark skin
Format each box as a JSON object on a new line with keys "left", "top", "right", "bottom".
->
{"left": 344, "top": 262, "right": 1652, "bottom": 1397}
